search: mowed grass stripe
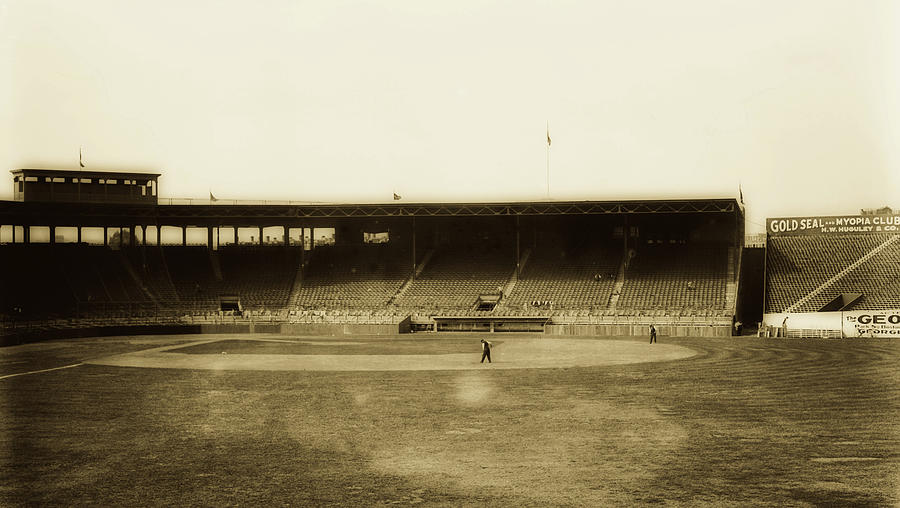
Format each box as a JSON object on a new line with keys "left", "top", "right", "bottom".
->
{"left": 0, "top": 363, "right": 83, "bottom": 380}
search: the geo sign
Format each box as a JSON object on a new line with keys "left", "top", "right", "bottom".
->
{"left": 843, "top": 310, "right": 900, "bottom": 337}
{"left": 767, "top": 214, "right": 900, "bottom": 236}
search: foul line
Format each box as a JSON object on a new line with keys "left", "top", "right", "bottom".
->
{"left": 0, "top": 363, "right": 84, "bottom": 380}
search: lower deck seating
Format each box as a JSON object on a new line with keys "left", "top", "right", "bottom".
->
{"left": 617, "top": 245, "right": 727, "bottom": 311}
{"left": 392, "top": 245, "right": 513, "bottom": 312}
{"left": 1, "top": 240, "right": 738, "bottom": 321}
{"left": 218, "top": 247, "right": 300, "bottom": 310}
{"left": 505, "top": 246, "right": 621, "bottom": 310}
{"left": 162, "top": 246, "right": 220, "bottom": 309}
{"left": 0, "top": 245, "right": 76, "bottom": 317}
{"left": 292, "top": 244, "right": 410, "bottom": 309}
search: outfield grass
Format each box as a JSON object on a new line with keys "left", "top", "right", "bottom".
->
{"left": 1, "top": 334, "right": 898, "bottom": 506}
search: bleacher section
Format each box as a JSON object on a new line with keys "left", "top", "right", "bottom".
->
{"left": 504, "top": 246, "right": 621, "bottom": 311}
{"left": 766, "top": 234, "right": 900, "bottom": 312}
{"left": 617, "top": 245, "right": 728, "bottom": 312}
{"left": 291, "top": 245, "right": 409, "bottom": 309}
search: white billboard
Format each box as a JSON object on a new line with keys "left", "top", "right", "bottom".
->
{"left": 842, "top": 309, "right": 900, "bottom": 338}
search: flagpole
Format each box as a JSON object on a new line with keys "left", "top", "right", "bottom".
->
{"left": 546, "top": 122, "right": 551, "bottom": 199}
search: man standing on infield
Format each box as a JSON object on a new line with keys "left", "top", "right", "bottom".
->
{"left": 649, "top": 324, "right": 657, "bottom": 344}
{"left": 480, "top": 339, "right": 493, "bottom": 363}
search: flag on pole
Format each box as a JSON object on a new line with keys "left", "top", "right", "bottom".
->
{"left": 210, "top": 191, "right": 218, "bottom": 202}
{"left": 546, "top": 124, "right": 551, "bottom": 147}
{"left": 739, "top": 184, "right": 744, "bottom": 205}
{"left": 79, "top": 146, "right": 85, "bottom": 168}
{"left": 393, "top": 193, "right": 401, "bottom": 201}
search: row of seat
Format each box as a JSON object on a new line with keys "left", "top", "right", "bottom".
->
{"left": 766, "top": 234, "right": 900, "bottom": 312}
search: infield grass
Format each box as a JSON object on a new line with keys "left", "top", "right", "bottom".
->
{"left": 1, "top": 334, "right": 898, "bottom": 506}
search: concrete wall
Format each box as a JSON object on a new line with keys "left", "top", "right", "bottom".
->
{"left": 279, "top": 323, "right": 400, "bottom": 336}
{"left": 545, "top": 323, "right": 730, "bottom": 338}
{"left": 763, "top": 309, "right": 900, "bottom": 338}
{"left": 2, "top": 319, "right": 737, "bottom": 347}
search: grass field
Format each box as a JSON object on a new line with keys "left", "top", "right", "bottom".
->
{"left": 1, "top": 333, "right": 898, "bottom": 506}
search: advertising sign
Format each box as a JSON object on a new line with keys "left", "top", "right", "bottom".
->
{"left": 767, "top": 214, "right": 900, "bottom": 236}
{"left": 842, "top": 309, "right": 900, "bottom": 338}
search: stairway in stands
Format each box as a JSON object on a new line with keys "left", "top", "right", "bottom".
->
{"left": 724, "top": 247, "right": 737, "bottom": 312}
{"left": 785, "top": 234, "right": 900, "bottom": 312}
{"left": 606, "top": 257, "right": 627, "bottom": 310}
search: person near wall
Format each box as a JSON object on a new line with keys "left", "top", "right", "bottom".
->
{"left": 480, "top": 339, "right": 493, "bottom": 363}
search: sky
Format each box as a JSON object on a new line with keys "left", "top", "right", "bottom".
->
{"left": 1, "top": 0, "right": 898, "bottom": 233}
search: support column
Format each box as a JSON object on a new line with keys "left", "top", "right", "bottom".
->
{"left": 129, "top": 225, "right": 136, "bottom": 247}
{"left": 182, "top": 226, "right": 187, "bottom": 246}
{"left": 299, "top": 229, "right": 305, "bottom": 283}
{"left": 515, "top": 215, "right": 520, "bottom": 278}
{"left": 310, "top": 227, "right": 315, "bottom": 251}
{"left": 77, "top": 226, "right": 82, "bottom": 244}
{"left": 207, "top": 226, "right": 214, "bottom": 250}
{"left": 103, "top": 226, "right": 108, "bottom": 246}
{"left": 258, "top": 226, "right": 264, "bottom": 246}
{"left": 233, "top": 226, "right": 238, "bottom": 246}
{"left": 12, "top": 224, "right": 16, "bottom": 244}
{"left": 411, "top": 217, "right": 416, "bottom": 280}
{"left": 49, "top": 225, "right": 56, "bottom": 245}
{"left": 283, "top": 225, "right": 289, "bottom": 248}
{"left": 141, "top": 225, "right": 148, "bottom": 269}
{"left": 24, "top": 226, "right": 30, "bottom": 244}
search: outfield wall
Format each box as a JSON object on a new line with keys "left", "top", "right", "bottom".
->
{"left": 763, "top": 309, "right": 900, "bottom": 338}
{"left": 280, "top": 323, "right": 402, "bottom": 336}
{"left": 2, "top": 319, "right": 735, "bottom": 346}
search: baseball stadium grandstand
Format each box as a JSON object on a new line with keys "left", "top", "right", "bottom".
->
{"left": 2, "top": 168, "right": 750, "bottom": 341}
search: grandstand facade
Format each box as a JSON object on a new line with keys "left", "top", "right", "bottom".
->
{"left": 763, "top": 213, "right": 900, "bottom": 338}
{"left": 1, "top": 169, "right": 744, "bottom": 338}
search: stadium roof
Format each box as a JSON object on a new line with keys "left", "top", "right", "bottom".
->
{"left": 11, "top": 168, "right": 162, "bottom": 179}
{"left": 0, "top": 198, "right": 740, "bottom": 227}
